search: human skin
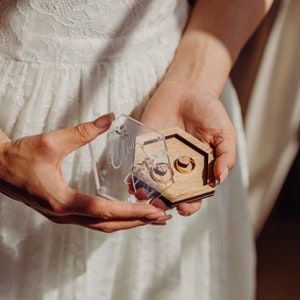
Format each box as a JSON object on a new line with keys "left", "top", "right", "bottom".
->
{"left": 0, "top": 0, "right": 274, "bottom": 230}
{"left": 0, "top": 114, "right": 172, "bottom": 232}
{"left": 142, "top": 0, "right": 274, "bottom": 216}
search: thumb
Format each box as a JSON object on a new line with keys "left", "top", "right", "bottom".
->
{"left": 0, "top": 129, "right": 11, "bottom": 143}
{"left": 48, "top": 113, "right": 115, "bottom": 157}
{"left": 214, "top": 138, "right": 236, "bottom": 184}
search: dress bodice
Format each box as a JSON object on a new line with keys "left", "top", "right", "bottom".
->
{"left": 0, "top": 0, "right": 189, "bottom": 63}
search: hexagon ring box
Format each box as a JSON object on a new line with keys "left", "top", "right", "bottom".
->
{"left": 89, "top": 115, "right": 216, "bottom": 208}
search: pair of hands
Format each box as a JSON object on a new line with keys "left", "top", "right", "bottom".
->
{"left": 0, "top": 79, "right": 236, "bottom": 232}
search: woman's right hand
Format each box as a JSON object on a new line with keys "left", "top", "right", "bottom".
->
{"left": 0, "top": 113, "right": 171, "bottom": 233}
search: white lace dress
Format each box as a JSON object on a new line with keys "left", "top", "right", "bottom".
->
{"left": 0, "top": 1, "right": 255, "bottom": 300}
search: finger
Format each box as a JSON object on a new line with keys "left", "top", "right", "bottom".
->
{"left": 51, "top": 214, "right": 158, "bottom": 232}
{"left": 49, "top": 210, "right": 172, "bottom": 232}
{"left": 214, "top": 136, "right": 236, "bottom": 184}
{"left": 149, "top": 198, "right": 168, "bottom": 211}
{"left": 85, "top": 219, "right": 162, "bottom": 232}
{"left": 64, "top": 190, "right": 169, "bottom": 221}
{"left": 27, "top": 196, "right": 170, "bottom": 231}
{"left": 73, "top": 214, "right": 172, "bottom": 231}
{"left": 0, "top": 129, "right": 11, "bottom": 143}
{"left": 134, "top": 188, "right": 151, "bottom": 201}
{"left": 45, "top": 113, "right": 115, "bottom": 157}
{"left": 176, "top": 200, "right": 202, "bottom": 216}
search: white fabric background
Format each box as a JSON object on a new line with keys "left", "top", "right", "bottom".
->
{"left": 0, "top": 1, "right": 255, "bottom": 299}
{"left": 246, "top": 0, "right": 300, "bottom": 235}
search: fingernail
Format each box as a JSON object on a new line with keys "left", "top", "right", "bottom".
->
{"left": 155, "top": 214, "right": 173, "bottom": 222}
{"left": 94, "top": 113, "right": 115, "bottom": 129}
{"left": 151, "top": 221, "right": 167, "bottom": 226}
{"left": 177, "top": 209, "right": 190, "bottom": 217}
{"left": 218, "top": 167, "right": 228, "bottom": 184}
{"left": 146, "top": 211, "right": 166, "bottom": 219}
{"left": 208, "top": 178, "right": 216, "bottom": 187}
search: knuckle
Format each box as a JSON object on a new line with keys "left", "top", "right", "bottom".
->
{"left": 41, "top": 197, "right": 69, "bottom": 215}
{"left": 99, "top": 211, "right": 113, "bottom": 221}
{"left": 99, "top": 225, "right": 115, "bottom": 233}
{"left": 37, "top": 134, "right": 56, "bottom": 152}
{"left": 96, "top": 201, "right": 113, "bottom": 220}
{"left": 73, "top": 123, "right": 92, "bottom": 142}
{"left": 52, "top": 202, "right": 70, "bottom": 215}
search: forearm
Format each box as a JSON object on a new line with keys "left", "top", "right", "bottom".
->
{"left": 165, "top": 0, "right": 274, "bottom": 96}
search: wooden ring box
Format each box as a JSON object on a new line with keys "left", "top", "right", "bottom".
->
{"left": 90, "top": 115, "right": 216, "bottom": 207}
{"left": 134, "top": 127, "right": 216, "bottom": 207}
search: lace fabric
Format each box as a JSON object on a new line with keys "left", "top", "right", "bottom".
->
{"left": 0, "top": 1, "right": 255, "bottom": 300}
{"left": 0, "top": 0, "right": 187, "bottom": 63}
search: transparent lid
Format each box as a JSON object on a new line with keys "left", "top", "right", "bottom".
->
{"left": 89, "top": 115, "right": 174, "bottom": 203}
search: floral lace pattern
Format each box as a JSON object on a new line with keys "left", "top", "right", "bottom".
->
{"left": 0, "top": 1, "right": 255, "bottom": 300}
{"left": 0, "top": 0, "right": 188, "bottom": 63}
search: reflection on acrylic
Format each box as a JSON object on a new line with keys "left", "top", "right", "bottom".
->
{"left": 89, "top": 115, "right": 174, "bottom": 203}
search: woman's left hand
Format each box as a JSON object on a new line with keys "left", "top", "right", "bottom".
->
{"left": 141, "top": 78, "right": 236, "bottom": 216}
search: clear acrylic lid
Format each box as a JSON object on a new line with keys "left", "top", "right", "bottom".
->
{"left": 89, "top": 115, "right": 174, "bottom": 203}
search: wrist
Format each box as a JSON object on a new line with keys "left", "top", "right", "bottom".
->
{"left": 164, "top": 30, "right": 232, "bottom": 97}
